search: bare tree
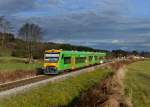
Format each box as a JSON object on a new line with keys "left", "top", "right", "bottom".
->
{"left": 0, "top": 16, "right": 11, "bottom": 48}
{"left": 18, "top": 23, "right": 42, "bottom": 63}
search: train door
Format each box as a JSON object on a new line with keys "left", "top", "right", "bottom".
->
{"left": 86, "top": 56, "right": 89, "bottom": 66}
{"left": 71, "top": 55, "right": 76, "bottom": 69}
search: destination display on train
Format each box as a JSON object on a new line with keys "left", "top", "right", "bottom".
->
{"left": 45, "top": 53, "right": 59, "bottom": 57}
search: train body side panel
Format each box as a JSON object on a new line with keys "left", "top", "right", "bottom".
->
{"left": 44, "top": 50, "right": 107, "bottom": 74}
{"left": 57, "top": 52, "right": 72, "bottom": 71}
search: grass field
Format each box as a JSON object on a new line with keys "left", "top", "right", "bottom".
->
{"left": 0, "top": 68, "right": 112, "bottom": 107}
{"left": 124, "top": 60, "right": 150, "bottom": 107}
{"left": 0, "top": 57, "right": 42, "bottom": 72}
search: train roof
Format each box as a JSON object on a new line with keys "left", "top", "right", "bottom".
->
{"left": 45, "top": 49, "right": 106, "bottom": 56}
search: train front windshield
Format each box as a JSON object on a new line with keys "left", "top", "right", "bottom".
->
{"left": 44, "top": 53, "right": 60, "bottom": 63}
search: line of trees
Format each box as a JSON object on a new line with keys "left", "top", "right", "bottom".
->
{"left": 0, "top": 16, "right": 43, "bottom": 63}
{"left": 0, "top": 16, "right": 11, "bottom": 48}
{"left": 18, "top": 23, "right": 42, "bottom": 63}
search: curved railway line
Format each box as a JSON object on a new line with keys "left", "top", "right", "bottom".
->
{"left": 0, "top": 75, "right": 50, "bottom": 92}
{"left": 0, "top": 61, "right": 117, "bottom": 99}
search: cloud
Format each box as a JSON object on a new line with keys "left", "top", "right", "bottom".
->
{"left": 112, "top": 40, "right": 120, "bottom": 44}
{"left": 0, "top": 0, "right": 150, "bottom": 51}
{"left": 0, "top": 0, "right": 36, "bottom": 15}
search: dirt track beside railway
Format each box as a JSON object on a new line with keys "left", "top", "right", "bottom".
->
{"left": 72, "top": 60, "right": 135, "bottom": 107}
{"left": 0, "top": 70, "right": 36, "bottom": 84}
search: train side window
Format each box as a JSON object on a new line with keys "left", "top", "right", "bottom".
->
{"left": 64, "top": 57, "right": 71, "bottom": 64}
{"left": 76, "top": 57, "right": 86, "bottom": 63}
{"left": 75, "top": 57, "right": 79, "bottom": 63}
{"left": 95, "top": 56, "right": 97, "bottom": 61}
{"left": 89, "top": 56, "right": 93, "bottom": 61}
{"left": 81, "top": 57, "right": 86, "bottom": 63}
{"left": 99, "top": 57, "right": 102, "bottom": 60}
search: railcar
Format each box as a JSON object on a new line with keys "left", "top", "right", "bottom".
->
{"left": 44, "top": 49, "right": 106, "bottom": 74}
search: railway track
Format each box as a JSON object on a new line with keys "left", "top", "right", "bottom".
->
{"left": 0, "top": 61, "right": 117, "bottom": 92}
{"left": 0, "top": 61, "right": 116, "bottom": 99}
{"left": 0, "top": 75, "right": 50, "bottom": 92}
{"left": 0, "top": 69, "right": 76, "bottom": 93}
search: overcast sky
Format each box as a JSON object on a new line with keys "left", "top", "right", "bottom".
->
{"left": 0, "top": 0, "right": 150, "bottom": 51}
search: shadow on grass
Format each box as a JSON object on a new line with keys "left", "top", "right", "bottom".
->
{"left": 63, "top": 96, "right": 80, "bottom": 107}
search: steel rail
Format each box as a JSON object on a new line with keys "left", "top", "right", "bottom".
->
{"left": 0, "top": 61, "right": 113, "bottom": 99}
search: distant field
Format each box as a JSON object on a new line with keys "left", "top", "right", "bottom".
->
{"left": 0, "top": 57, "right": 43, "bottom": 83}
{"left": 0, "top": 57, "right": 42, "bottom": 72}
{"left": 0, "top": 68, "right": 112, "bottom": 107}
{"left": 124, "top": 60, "right": 150, "bottom": 107}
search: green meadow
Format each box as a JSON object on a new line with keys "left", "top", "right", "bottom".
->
{"left": 0, "top": 68, "right": 112, "bottom": 107}
{"left": 124, "top": 60, "right": 150, "bottom": 107}
{"left": 0, "top": 57, "right": 42, "bottom": 72}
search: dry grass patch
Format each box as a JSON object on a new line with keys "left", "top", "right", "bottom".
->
{"left": 0, "top": 57, "right": 42, "bottom": 83}
{"left": 0, "top": 70, "right": 36, "bottom": 83}
{"left": 72, "top": 59, "right": 137, "bottom": 107}
{"left": 0, "top": 68, "right": 111, "bottom": 107}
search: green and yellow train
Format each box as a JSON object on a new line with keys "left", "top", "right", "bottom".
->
{"left": 44, "top": 49, "right": 106, "bottom": 74}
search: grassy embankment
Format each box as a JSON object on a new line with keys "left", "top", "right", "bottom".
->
{"left": 124, "top": 60, "right": 150, "bottom": 107}
{"left": 0, "top": 57, "right": 42, "bottom": 72}
{"left": 0, "top": 57, "right": 42, "bottom": 83}
{"left": 0, "top": 68, "right": 112, "bottom": 107}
